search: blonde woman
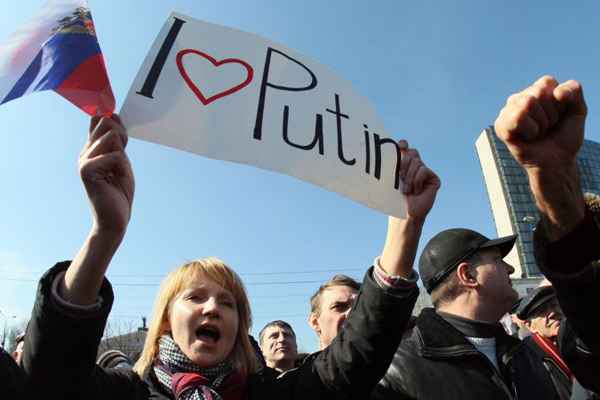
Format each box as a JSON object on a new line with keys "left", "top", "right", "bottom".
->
{"left": 22, "top": 116, "right": 440, "bottom": 399}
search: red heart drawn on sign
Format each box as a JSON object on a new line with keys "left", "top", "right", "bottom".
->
{"left": 176, "top": 49, "right": 254, "bottom": 106}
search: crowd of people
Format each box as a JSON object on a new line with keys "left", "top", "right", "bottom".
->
{"left": 0, "top": 75, "right": 598, "bottom": 399}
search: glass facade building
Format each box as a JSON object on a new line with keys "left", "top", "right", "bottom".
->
{"left": 476, "top": 127, "right": 600, "bottom": 279}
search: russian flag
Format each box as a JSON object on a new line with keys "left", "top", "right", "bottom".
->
{"left": 0, "top": 0, "right": 114, "bottom": 116}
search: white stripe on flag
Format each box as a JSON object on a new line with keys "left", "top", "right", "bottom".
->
{"left": 0, "top": 0, "right": 87, "bottom": 99}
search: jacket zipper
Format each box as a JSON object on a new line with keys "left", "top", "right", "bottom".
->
{"left": 452, "top": 349, "right": 516, "bottom": 400}
{"left": 483, "top": 356, "right": 515, "bottom": 400}
{"left": 417, "top": 328, "right": 518, "bottom": 399}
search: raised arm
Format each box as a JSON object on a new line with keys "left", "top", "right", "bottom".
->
{"left": 380, "top": 141, "right": 440, "bottom": 278}
{"left": 494, "top": 75, "right": 599, "bottom": 391}
{"left": 301, "top": 143, "right": 439, "bottom": 398}
{"left": 59, "top": 115, "right": 134, "bottom": 305}
{"left": 23, "top": 115, "right": 136, "bottom": 399}
{"left": 494, "top": 75, "right": 586, "bottom": 241}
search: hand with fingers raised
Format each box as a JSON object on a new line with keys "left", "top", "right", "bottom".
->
{"left": 80, "top": 115, "right": 135, "bottom": 238}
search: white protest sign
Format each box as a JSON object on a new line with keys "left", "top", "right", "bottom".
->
{"left": 121, "top": 13, "right": 407, "bottom": 217}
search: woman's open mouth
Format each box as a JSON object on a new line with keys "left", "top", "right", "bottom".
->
{"left": 195, "top": 324, "right": 221, "bottom": 344}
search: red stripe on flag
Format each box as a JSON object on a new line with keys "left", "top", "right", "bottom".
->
{"left": 54, "top": 53, "right": 115, "bottom": 116}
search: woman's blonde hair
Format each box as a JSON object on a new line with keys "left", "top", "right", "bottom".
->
{"left": 133, "top": 257, "right": 259, "bottom": 376}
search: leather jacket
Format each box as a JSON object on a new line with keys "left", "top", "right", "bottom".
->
{"left": 372, "top": 308, "right": 575, "bottom": 400}
{"left": 522, "top": 335, "right": 572, "bottom": 399}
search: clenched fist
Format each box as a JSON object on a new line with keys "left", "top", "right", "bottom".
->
{"left": 494, "top": 75, "right": 587, "bottom": 172}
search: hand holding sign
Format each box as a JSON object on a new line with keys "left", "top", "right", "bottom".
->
{"left": 398, "top": 141, "right": 440, "bottom": 221}
{"left": 380, "top": 142, "right": 439, "bottom": 278}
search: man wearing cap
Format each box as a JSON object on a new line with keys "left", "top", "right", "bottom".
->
{"left": 372, "top": 227, "right": 560, "bottom": 399}
{"left": 373, "top": 75, "right": 600, "bottom": 399}
{"left": 515, "top": 286, "right": 573, "bottom": 399}
{"left": 516, "top": 285, "right": 562, "bottom": 345}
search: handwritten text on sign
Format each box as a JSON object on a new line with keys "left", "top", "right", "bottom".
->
{"left": 121, "top": 13, "right": 407, "bottom": 217}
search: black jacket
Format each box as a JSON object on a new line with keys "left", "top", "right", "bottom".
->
{"left": 373, "top": 206, "right": 600, "bottom": 400}
{"left": 521, "top": 335, "right": 572, "bottom": 399}
{"left": 373, "top": 307, "right": 573, "bottom": 400}
{"left": 533, "top": 206, "right": 600, "bottom": 394}
{"left": 22, "top": 262, "right": 418, "bottom": 399}
{"left": 0, "top": 347, "right": 29, "bottom": 399}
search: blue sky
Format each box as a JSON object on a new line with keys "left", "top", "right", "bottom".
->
{"left": 0, "top": 0, "right": 598, "bottom": 352}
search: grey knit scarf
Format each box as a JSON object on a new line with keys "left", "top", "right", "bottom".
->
{"left": 154, "top": 335, "right": 234, "bottom": 400}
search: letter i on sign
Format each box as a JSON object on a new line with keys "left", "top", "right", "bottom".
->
{"left": 136, "top": 17, "right": 186, "bottom": 99}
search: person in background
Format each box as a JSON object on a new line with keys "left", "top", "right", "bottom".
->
{"left": 11, "top": 332, "right": 25, "bottom": 365}
{"left": 308, "top": 274, "right": 360, "bottom": 350}
{"left": 517, "top": 283, "right": 600, "bottom": 400}
{"left": 517, "top": 285, "right": 572, "bottom": 397}
{"left": 258, "top": 320, "right": 297, "bottom": 374}
{"left": 516, "top": 286, "right": 562, "bottom": 344}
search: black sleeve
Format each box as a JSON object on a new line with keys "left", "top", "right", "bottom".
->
{"left": 21, "top": 261, "right": 145, "bottom": 399}
{"left": 312, "top": 267, "right": 419, "bottom": 398}
{"left": 533, "top": 208, "right": 600, "bottom": 392}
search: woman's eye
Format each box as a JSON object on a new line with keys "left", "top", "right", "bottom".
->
{"left": 220, "top": 297, "right": 236, "bottom": 308}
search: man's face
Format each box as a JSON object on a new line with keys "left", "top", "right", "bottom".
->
{"left": 527, "top": 300, "right": 563, "bottom": 342}
{"left": 260, "top": 325, "right": 297, "bottom": 370}
{"left": 474, "top": 248, "right": 519, "bottom": 315}
{"left": 309, "top": 285, "right": 358, "bottom": 350}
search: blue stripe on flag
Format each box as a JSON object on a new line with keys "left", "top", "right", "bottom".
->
{"left": 1, "top": 33, "right": 101, "bottom": 105}
{"left": 0, "top": 51, "right": 43, "bottom": 104}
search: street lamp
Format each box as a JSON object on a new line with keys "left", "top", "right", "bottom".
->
{"left": 522, "top": 215, "right": 537, "bottom": 230}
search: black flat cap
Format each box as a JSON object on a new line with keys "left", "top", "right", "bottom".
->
{"left": 515, "top": 285, "right": 557, "bottom": 320}
{"left": 419, "top": 228, "right": 517, "bottom": 293}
